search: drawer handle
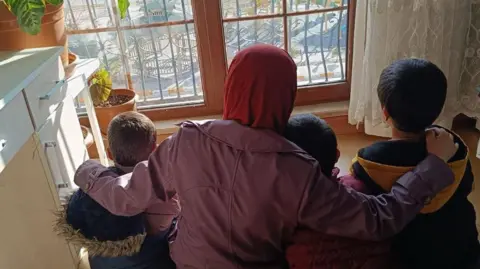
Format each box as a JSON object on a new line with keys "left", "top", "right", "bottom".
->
{"left": 57, "top": 183, "right": 70, "bottom": 189}
{"left": 44, "top": 141, "right": 70, "bottom": 189}
{"left": 45, "top": 141, "right": 57, "bottom": 148}
{"left": 39, "top": 79, "right": 66, "bottom": 101}
{"left": 0, "top": 139, "right": 6, "bottom": 152}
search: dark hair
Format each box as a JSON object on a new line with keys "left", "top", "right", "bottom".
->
{"left": 107, "top": 111, "right": 157, "bottom": 166}
{"left": 377, "top": 58, "right": 447, "bottom": 133}
{"left": 284, "top": 114, "right": 337, "bottom": 176}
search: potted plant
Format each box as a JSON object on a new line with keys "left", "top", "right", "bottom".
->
{"left": 65, "top": 51, "right": 79, "bottom": 79}
{"left": 89, "top": 68, "right": 137, "bottom": 135}
{"left": 0, "top": 0, "right": 130, "bottom": 67}
{"left": 81, "top": 125, "right": 94, "bottom": 150}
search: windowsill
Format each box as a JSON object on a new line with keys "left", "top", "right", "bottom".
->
{"left": 82, "top": 101, "right": 353, "bottom": 159}
{"left": 154, "top": 101, "right": 349, "bottom": 135}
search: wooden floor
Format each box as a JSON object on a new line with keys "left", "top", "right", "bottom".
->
{"left": 335, "top": 127, "right": 480, "bottom": 234}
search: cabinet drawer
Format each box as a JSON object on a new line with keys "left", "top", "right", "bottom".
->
{"left": 38, "top": 96, "right": 88, "bottom": 190}
{"left": 24, "top": 57, "right": 66, "bottom": 129}
{"left": 0, "top": 93, "right": 35, "bottom": 174}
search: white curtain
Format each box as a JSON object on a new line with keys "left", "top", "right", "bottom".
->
{"left": 459, "top": 2, "right": 480, "bottom": 125}
{"left": 459, "top": 1, "right": 480, "bottom": 157}
{"left": 348, "top": 0, "right": 471, "bottom": 137}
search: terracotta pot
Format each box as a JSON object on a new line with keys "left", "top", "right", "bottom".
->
{"left": 81, "top": 125, "right": 98, "bottom": 158}
{"left": 94, "top": 89, "right": 137, "bottom": 135}
{"left": 87, "top": 133, "right": 108, "bottom": 160}
{"left": 65, "top": 52, "right": 79, "bottom": 79}
{"left": 0, "top": 3, "right": 68, "bottom": 66}
{"left": 81, "top": 126, "right": 94, "bottom": 147}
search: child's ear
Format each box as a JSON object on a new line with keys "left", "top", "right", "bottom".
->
{"left": 106, "top": 148, "right": 113, "bottom": 160}
{"left": 382, "top": 106, "right": 390, "bottom": 122}
{"left": 151, "top": 143, "right": 157, "bottom": 153}
{"left": 336, "top": 149, "right": 340, "bottom": 162}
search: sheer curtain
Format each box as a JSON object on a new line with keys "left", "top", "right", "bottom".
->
{"left": 348, "top": 0, "right": 471, "bottom": 137}
{"left": 459, "top": 1, "right": 480, "bottom": 157}
{"left": 460, "top": 1, "right": 480, "bottom": 125}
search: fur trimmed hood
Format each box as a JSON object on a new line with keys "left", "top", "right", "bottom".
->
{"left": 54, "top": 195, "right": 146, "bottom": 258}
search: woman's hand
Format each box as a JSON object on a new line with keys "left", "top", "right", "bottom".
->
{"left": 426, "top": 128, "right": 458, "bottom": 162}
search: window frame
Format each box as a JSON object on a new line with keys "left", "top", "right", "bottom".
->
{"left": 69, "top": 0, "right": 356, "bottom": 122}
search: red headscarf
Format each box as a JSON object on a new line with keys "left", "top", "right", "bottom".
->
{"left": 223, "top": 44, "right": 297, "bottom": 133}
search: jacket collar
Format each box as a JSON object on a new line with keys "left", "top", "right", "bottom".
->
{"left": 357, "top": 126, "right": 468, "bottom": 166}
{"left": 114, "top": 163, "right": 135, "bottom": 174}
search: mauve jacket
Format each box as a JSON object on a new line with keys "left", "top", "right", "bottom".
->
{"left": 74, "top": 120, "right": 454, "bottom": 269}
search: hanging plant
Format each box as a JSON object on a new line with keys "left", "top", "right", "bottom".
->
{"left": 2, "top": 0, "right": 130, "bottom": 35}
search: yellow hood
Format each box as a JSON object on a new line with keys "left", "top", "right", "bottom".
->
{"left": 351, "top": 129, "right": 470, "bottom": 214}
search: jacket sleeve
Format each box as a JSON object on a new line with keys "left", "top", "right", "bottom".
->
{"left": 297, "top": 154, "right": 454, "bottom": 241}
{"left": 74, "top": 136, "right": 176, "bottom": 217}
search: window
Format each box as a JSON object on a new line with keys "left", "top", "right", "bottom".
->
{"left": 66, "top": 0, "right": 354, "bottom": 120}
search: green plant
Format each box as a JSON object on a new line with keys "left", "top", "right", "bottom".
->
{"left": 3, "top": 0, "right": 130, "bottom": 35}
{"left": 89, "top": 68, "right": 112, "bottom": 105}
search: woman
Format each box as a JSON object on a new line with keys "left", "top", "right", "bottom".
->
{"left": 75, "top": 45, "right": 457, "bottom": 268}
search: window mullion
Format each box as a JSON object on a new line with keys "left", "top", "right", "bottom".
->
{"left": 109, "top": 0, "right": 132, "bottom": 89}
{"left": 282, "top": 0, "right": 288, "bottom": 52}
{"left": 191, "top": 0, "right": 227, "bottom": 111}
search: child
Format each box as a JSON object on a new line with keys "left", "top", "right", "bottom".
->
{"left": 345, "top": 58, "right": 479, "bottom": 269}
{"left": 55, "top": 112, "right": 177, "bottom": 269}
{"left": 286, "top": 59, "right": 479, "bottom": 269}
{"left": 284, "top": 114, "right": 339, "bottom": 178}
{"left": 284, "top": 114, "right": 395, "bottom": 269}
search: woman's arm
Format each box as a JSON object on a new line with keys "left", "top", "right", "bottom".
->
{"left": 298, "top": 154, "right": 452, "bottom": 241}
{"left": 74, "top": 136, "right": 176, "bottom": 216}
{"left": 298, "top": 128, "right": 457, "bottom": 241}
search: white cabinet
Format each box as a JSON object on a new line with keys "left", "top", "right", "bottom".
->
{"left": 0, "top": 47, "right": 103, "bottom": 269}
{"left": 0, "top": 135, "right": 77, "bottom": 269}
{"left": 38, "top": 96, "right": 88, "bottom": 190}
{"left": 24, "top": 57, "right": 66, "bottom": 129}
{"left": 0, "top": 93, "right": 34, "bottom": 174}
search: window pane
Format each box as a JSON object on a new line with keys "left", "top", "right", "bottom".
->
{"left": 121, "top": 0, "right": 194, "bottom": 27}
{"left": 66, "top": 0, "right": 203, "bottom": 112}
{"left": 222, "top": 0, "right": 283, "bottom": 18}
{"left": 69, "top": 27, "right": 202, "bottom": 111}
{"left": 224, "top": 18, "right": 284, "bottom": 65}
{"left": 65, "top": 0, "right": 193, "bottom": 30}
{"left": 121, "top": 24, "right": 203, "bottom": 108}
{"left": 68, "top": 32, "right": 127, "bottom": 89}
{"left": 287, "top": 0, "right": 348, "bottom": 13}
{"left": 65, "top": 0, "right": 113, "bottom": 30}
{"left": 287, "top": 10, "right": 347, "bottom": 85}
{"left": 68, "top": 31, "right": 126, "bottom": 111}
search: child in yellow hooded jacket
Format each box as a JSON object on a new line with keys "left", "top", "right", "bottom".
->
{"left": 342, "top": 59, "right": 479, "bottom": 269}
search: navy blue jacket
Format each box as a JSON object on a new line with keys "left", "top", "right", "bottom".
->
{"left": 56, "top": 166, "right": 175, "bottom": 269}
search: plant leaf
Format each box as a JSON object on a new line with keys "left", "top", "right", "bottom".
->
{"left": 46, "top": 0, "right": 64, "bottom": 5}
{"left": 89, "top": 68, "right": 112, "bottom": 104}
{"left": 117, "top": 0, "right": 130, "bottom": 19}
{"left": 7, "top": 0, "right": 45, "bottom": 35}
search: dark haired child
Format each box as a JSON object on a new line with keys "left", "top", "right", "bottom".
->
{"left": 285, "top": 114, "right": 395, "bottom": 269}
{"left": 344, "top": 59, "right": 479, "bottom": 269}
{"left": 55, "top": 111, "right": 178, "bottom": 269}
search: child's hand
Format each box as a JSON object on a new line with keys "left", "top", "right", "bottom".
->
{"left": 331, "top": 167, "right": 340, "bottom": 179}
{"left": 426, "top": 128, "right": 458, "bottom": 162}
